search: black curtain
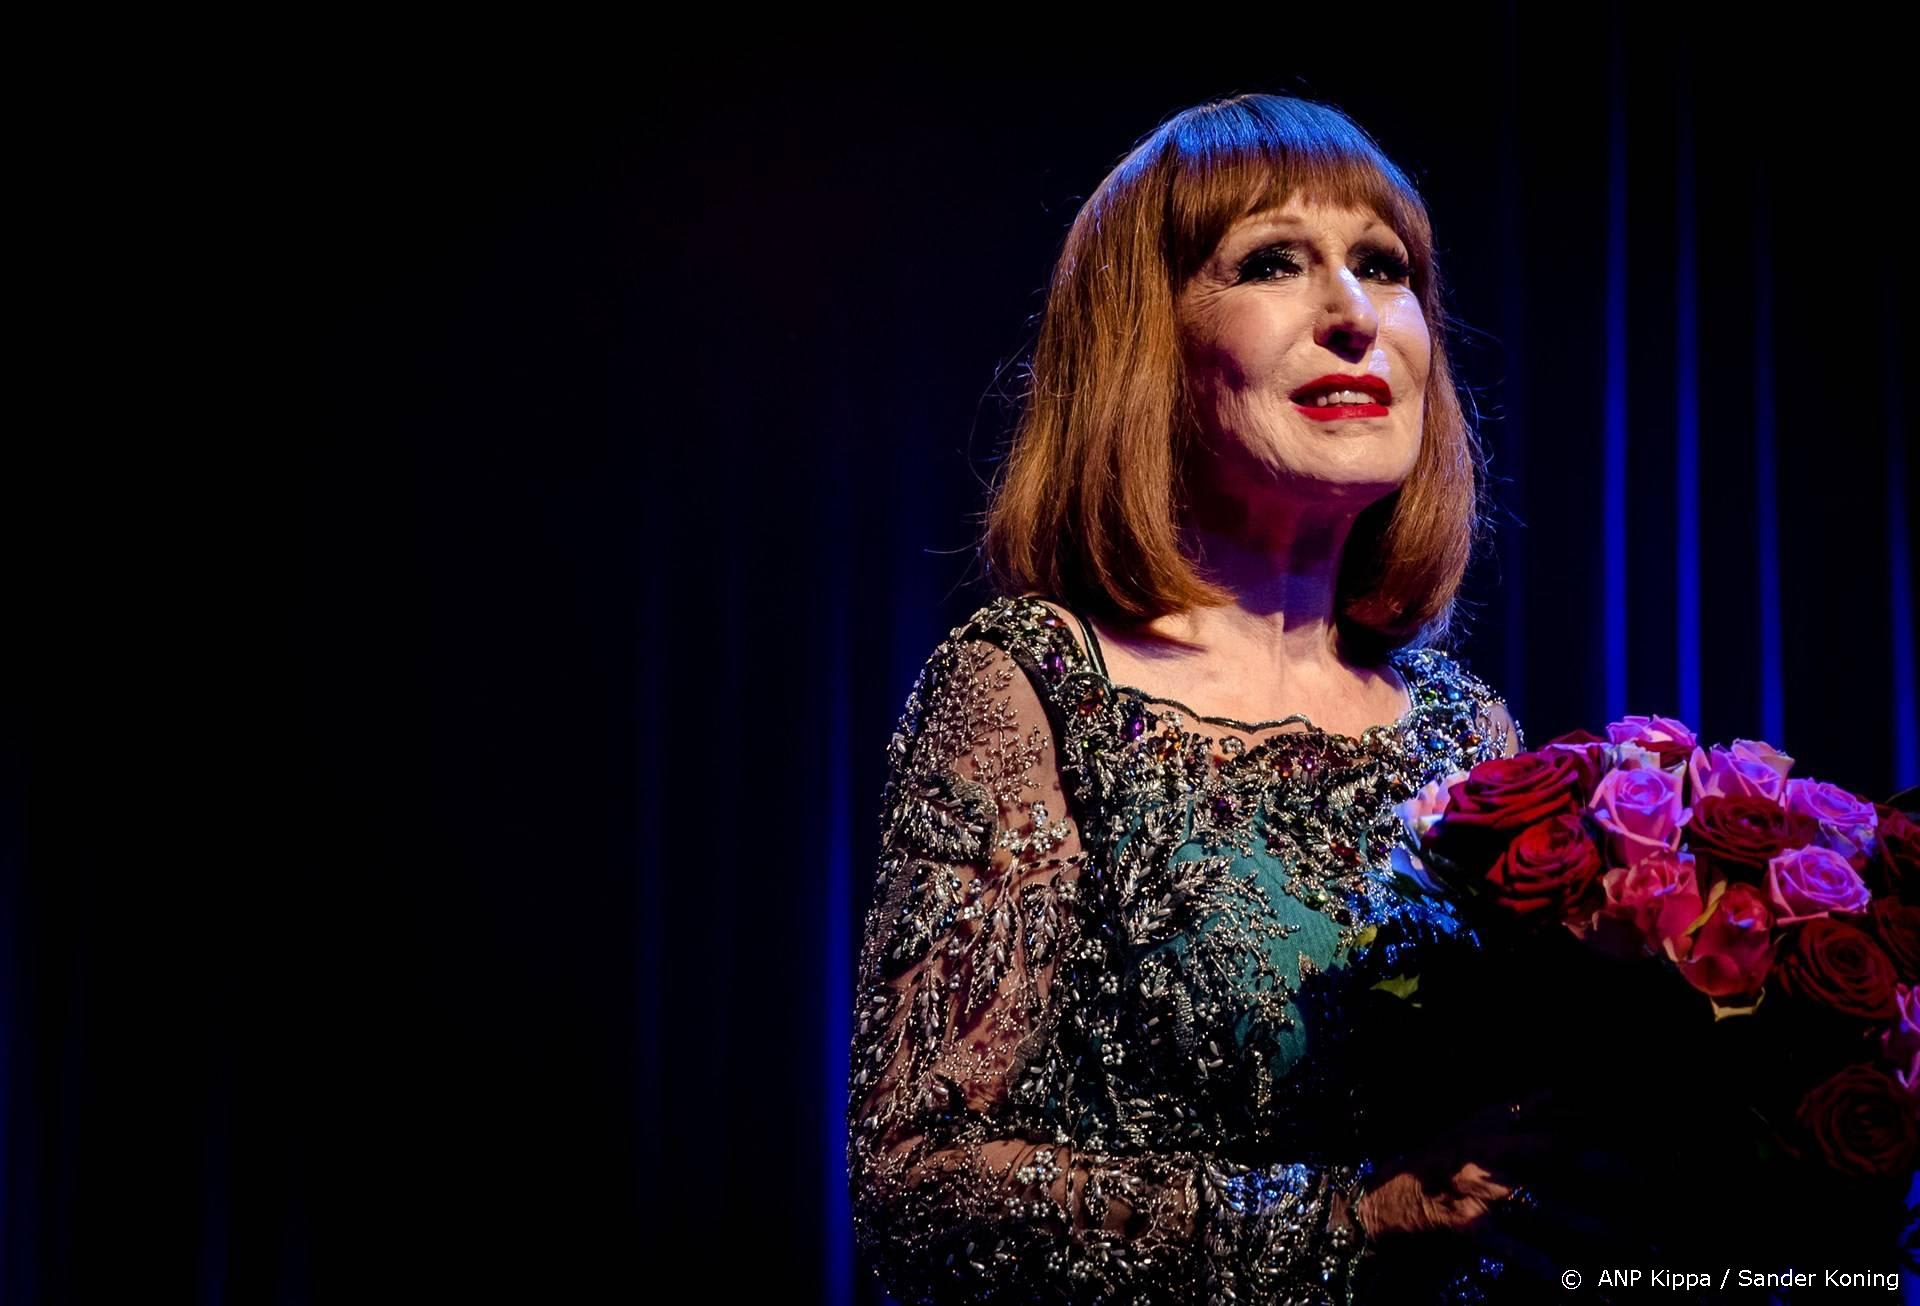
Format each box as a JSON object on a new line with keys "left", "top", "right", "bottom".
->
{"left": 12, "top": 17, "right": 1914, "bottom": 1304}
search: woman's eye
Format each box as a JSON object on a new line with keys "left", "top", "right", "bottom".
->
{"left": 1365, "top": 251, "right": 1414, "bottom": 284}
{"left": 1238, "top": 248, "right": 1301, "bottom": 282}
{"left": 1237, "top": 245, "right": 1413, "bottom": 285}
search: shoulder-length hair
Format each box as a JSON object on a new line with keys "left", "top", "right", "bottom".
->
{"left": 980, "top": 92, "right": 1490, "bottom": 665}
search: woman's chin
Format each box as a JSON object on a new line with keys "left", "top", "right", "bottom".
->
{"left": 1261, "top": 469, "right": 1409, "bottom": 511}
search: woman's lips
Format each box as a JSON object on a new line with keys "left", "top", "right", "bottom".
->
{"left": 1292, "top": 399, "right": 1391, "bottom": 421}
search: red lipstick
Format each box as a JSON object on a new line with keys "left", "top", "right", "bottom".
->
{"left": 1289, "top": 373, "right": 1391, "bottom": 421}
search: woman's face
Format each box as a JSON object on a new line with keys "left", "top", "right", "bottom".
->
{"left": 1176, "top": 197, "right": 1429, "bottom": 521}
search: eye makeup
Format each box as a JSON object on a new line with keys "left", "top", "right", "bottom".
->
{"left": 1234, "top": 239, "right": 1413, "bottom": 286}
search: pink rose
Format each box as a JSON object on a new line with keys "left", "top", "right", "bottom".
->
{"left": 1883, "top": 983, "right": 1920, "bottom": 1070}
{"left": 1686, "top": 740, "right": 1794, "bottom": 804}
{"left": 1765, "top": 845, "right": 1873, "bottom": 924}
{"left": 1588, "top": 765, "right": 1691, "bottom": 869}
{"left": 1673, "top": 882, "right": 1776, "bottom": 997}
{"left": 1599, "top": 849, "right": 1704, "bottom": 954}
{"left": 1735, "top": 737, "right": 1794, "bottom": 781}
{"left": 1606, "top": 714, "right": 1698, "bottom": 769}
{"left": 1609, "top": 741, "right": 1668, "bottom": 774}
{"left": 1395, "top": 771, "right": 1465, "bottom": 843}
{"left": 1897, "top": 1048, "right": 1920, "bottom": 1097}
{"left": 1784, "top": 778, "right": 1879, "bottom": 866}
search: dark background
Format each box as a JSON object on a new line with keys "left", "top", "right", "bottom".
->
{"left": 11, "top": 15, "right": 1916, "bottom": 1305}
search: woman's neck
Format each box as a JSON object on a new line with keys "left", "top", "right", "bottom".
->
{"left": 1158, "top": 500, "right": 1360, "bottom": 675}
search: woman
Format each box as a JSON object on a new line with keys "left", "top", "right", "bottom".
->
{"left": 847, "top": 94, "right": 1549, "bottom": 1304}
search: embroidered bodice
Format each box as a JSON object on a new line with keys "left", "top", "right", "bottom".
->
{"left": 846, "top": 595, "right": 1525, "bottom": 1304}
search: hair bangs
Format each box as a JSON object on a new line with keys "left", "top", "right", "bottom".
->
{"left": 1157, "top": 98, "right": 1434, "bottom": 301}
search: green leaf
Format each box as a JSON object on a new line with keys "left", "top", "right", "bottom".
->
{"left": 1681, "top": 878, "right": 1729, "bottom": 936}
{"left": 1371, "top": 973, "right": 1422, "bottom": 1000}
{"left": 1708, "top": 991, "right": 1763, "bottom": 1021}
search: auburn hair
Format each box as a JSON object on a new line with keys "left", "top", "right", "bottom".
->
{"left": 979, "top": 92, "right": 1490, "bottom": 665}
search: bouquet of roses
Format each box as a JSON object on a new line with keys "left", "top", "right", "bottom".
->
{"left": 1388, "top": 713, "right": 1920, "bottom": 1248}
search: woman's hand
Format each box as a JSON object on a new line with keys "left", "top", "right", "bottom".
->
{"left": 1351, "top": 1091, "right": 1557, "bottom": 1242}
{"left": 1351, "top": 1156, "right": 1567, "bottom": 1294}
{"left": 1352, "top": 1160, "right": 1515, "bottom": 1239}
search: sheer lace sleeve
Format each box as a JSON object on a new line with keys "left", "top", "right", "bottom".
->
{"left": 846, "top": 636, "right": 1374, "bottom": 1305}
{"left": 1482, "top": 698, "right": 1525, "bottom": 759}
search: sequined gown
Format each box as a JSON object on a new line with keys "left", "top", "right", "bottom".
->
{"left": 846, "top": 595, "right": 1526, "bottom": 1305}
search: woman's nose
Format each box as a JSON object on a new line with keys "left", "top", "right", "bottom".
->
{"left": 1315, "top": 270, "right": 1379, "bottom": 360}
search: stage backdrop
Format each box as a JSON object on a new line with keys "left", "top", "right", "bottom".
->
{"left": 8, "top": 18, "right": 1914, "bottom": 1306}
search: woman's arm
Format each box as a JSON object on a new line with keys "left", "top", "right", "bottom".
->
{"left": 847, "top": 636, "right": 1373, "bottom": 1304}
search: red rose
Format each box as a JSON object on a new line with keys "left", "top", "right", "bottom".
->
{"left": 1485, "top": 810, "right": 1606, "bottom": 921}
{"left": 1791, "top": 1063, "right": 1920, "bottom": 1179}
{"left": 1685, "top": 795, "right": 1820, "bottom": 886}
{"left": 1775, "top": 918, "right": 1900, "bottom": 1022}
{"left": 1868, "top": 808, "right": 1920, "bottom": 905}
{"left": 1673, "top": 882, "right": 1776, "bottom": 997}
{"left": 1542, "top": 729, "right": 1612, "bottom": 800}
{"left": 1426, "top": 752, "right": 1584, "bottom": 872}
{"left": 1867, "top": 897, "right": 1920, "bottom": 985}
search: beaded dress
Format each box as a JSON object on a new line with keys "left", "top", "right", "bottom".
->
{"left": 846, "top": 594, "right": 1526, "bottom": 1305}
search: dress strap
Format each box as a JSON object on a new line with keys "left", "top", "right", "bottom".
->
{"left": 1021, "top": 593, "right": 1109, "bottom": 677}
{"left": 1072, "top": 609, "right": 1109, "bottom": 678}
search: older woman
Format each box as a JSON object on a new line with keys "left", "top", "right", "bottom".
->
{"left": 847, "top": 94, "right": 1544, "bottom": 1304}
